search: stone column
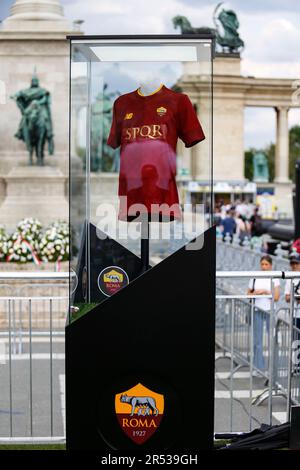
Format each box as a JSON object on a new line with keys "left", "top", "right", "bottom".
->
{"left": 275, "top": 106, "right": 290, "bottom": 183}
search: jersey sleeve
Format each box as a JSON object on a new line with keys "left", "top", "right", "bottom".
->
{"left": 107, "top": 99, "right": 121, "bottom": 149}
{"left": 178, "top": 94, "right": 205, "bottom": 148}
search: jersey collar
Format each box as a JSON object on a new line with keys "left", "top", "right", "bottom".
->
{"left": 136, "top": 84, "right": 164, "bottom": 97}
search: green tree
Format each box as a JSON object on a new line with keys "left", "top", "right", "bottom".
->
{"left": 244, "top": 149, "right": 254, "bottom": 181}
{"left": 244, "top": 125, "right": 300, "bottom": 182}
{"left": 264, "top": 143, "right": 275, "bottom": 182}
{"left": 289, "top": 125, "right": 300, "bottom": 181}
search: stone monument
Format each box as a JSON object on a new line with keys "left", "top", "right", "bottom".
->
{"left": 174, "top": 4, "right": 298, "bottom": 217}
{"left": 0, "top": 0, "right": 82, "bottom": 230}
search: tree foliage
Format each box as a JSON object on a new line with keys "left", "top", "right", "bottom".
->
{"left": 289, "top": 125, "right": 300, "bottom": 181}
{"left": 245, "top": 126, "right": 300, "bottom": 182}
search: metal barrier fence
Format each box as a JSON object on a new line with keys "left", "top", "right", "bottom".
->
{"left": 216, "top": 271, "right": 300, "bottom": 433}
{"left": 1, "top": 270, "right": 300, "bottom": 441}
{"left": 216, "top": 237, "right": 289, "bottom": 278}
{"left": 0, "top": 272, "right": 68, "bottom": 443}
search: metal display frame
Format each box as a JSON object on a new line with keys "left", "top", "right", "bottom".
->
{"left": 67, "top": 34, "right": 215, "bottom": 451}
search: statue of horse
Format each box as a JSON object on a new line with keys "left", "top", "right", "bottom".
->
{"left": 25, "top": 100, "right": 50, "bottom": 166}
{"left": 172, "top": 15, "right": 216, "bottom": 36}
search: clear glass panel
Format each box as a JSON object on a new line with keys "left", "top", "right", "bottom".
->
{"left": 69, "top": 38, "right": 213, "bottom": 322}
{"left": 69, "top": 59, "right": 89, "bottom": 319}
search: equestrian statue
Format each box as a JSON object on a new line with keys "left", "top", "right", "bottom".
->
{"left": 11, "top": 72, "right": 54, "bottom": 166}
{"left": 173, "top": 2, "right": 244, "bottom": 53}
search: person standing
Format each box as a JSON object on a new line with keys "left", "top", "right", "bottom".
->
{"left": 221, "top": 210, "right": 236, "bottom": 243}
{"left": 236, "top": 199, "right": 248, "bottom": 218}
{"left": 236, "top": 214, "right": 251, "bottom": 245}
{"left": 250, "top": 207, "right": 263, "bottom": 237}
{"left": 247, "top": 255, "right": 280, "bottom": 375}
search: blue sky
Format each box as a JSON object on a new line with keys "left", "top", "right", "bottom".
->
{"left": 0, "top": 0, "right": 11, "bottom": 20}
{"left": 1, "top": 0, "right": 300, "bottom": 149}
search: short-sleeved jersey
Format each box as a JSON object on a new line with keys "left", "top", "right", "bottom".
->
{"left": 107, "top": 84, "right": 205, "bottom": 221}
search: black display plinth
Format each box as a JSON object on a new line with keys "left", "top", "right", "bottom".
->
{"left": 66, "top": 226, "right": 216, "bottom": 450}
{"left": 73, "top": 221, "right": 149, "bottom": 304}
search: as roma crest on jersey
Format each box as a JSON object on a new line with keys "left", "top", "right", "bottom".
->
{"left": 156, "top": 106, "right": 167, "bottom": 117}
{"left": 115, "top": 383, "right": 164, "bottom": 445}
{"left": 124, "top": 112, "right": 133, "bottom": 120}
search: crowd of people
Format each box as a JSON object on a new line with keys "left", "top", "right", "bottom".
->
{"left": 214, "top": 199, "right": 300, "bottom": 378}
{"left": 214, "top": 199, "right": 263, "bottom": 244}
{"left": 248, "top": 252, "right": 300, "bottom": 377}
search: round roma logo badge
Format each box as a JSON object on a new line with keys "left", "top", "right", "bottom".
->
{"left": 97, "top": 266, "right": 129, "bottom": 297}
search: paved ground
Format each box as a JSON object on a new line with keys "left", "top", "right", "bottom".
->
{"left": 214, "top": 351, "right": 289, "bottom": 434}
{"left": 0, "top": 335, "right": 65, "bottom": 439}
{"left": 0, "top": 335, "right": 291, "bottom": 440}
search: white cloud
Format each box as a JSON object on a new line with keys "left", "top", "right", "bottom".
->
{"left": 82, "top": 1, "right": 124, "bottom": 14}
{"left": 289, "top": 108, "right": 300, "bottom": 129}
{"left": 244, "top": 107, "right": 276, "bottom": 149}
{"left": 63, "top": 0, "right": 214, "bottom": 35}
{"left": 240, "top": 16, "right": 300, "bottom": 65}
{"left": 63, "top": 0, "right": 300, "bottom": 149}
{"left": 244, "top": 107, "right": 300, "bottom": 150}
{"left": 64, "top": 0, "right": 300, "bottom": 76}
{"left": 179, "top": 0, "right": 300, "bottom": 14}
{"left": 1, "top": 0, "right": 298, "bottom": 153}
{"left": 242, "top": 59, "right": 300, "bottom": 79}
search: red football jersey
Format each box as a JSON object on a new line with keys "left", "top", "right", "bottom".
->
{"left": 107, "top": 84, "right": 205, "bottom": 221}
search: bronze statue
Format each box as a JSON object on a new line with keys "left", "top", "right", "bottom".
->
{"left": 11, "top": 73, "right": 54, "bottom": 166}
{"left": 90, "top": 84, "right": 120, "bottom": 172}
{"left": 172, "top": 15, "right": 215, "bottom": 35}
{"left": 173, "top": 2, "right": 244, "bottom": 53}
{"left": 214, "top": 3, "right": 244, "bottom": 52}
{"left": 253, "top": 152, "right": 269, "bottom": 183}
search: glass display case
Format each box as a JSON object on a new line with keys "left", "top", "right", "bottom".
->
{"left": 68, "top": 35, "right": 214, "bottom": 322}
